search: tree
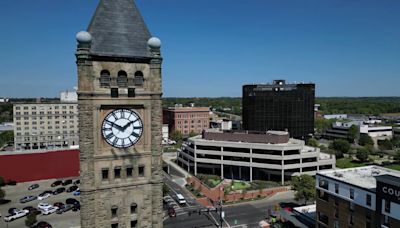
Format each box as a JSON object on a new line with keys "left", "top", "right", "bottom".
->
{"left": 378, "top": 139, "right": 393, "bottom": 150}
{"left": 356, "top": 148, "right": 370, "bottom": 162}
{"left": 170, "top": 130, "right": 183, "bottom": 142}
{"left": 162, "top": 183, "right": 170, "bottom": 196}
{"left": 0, "top": 188, "right": 4, "bottom": 199}
{"left": 348, "top": 125, "right": 359, "bottom": 143}
{"left": 394, "top": 151, "right": 400, "bottom": 163}
{"left": 25, "top": 213, "right": 37, "bottom": 227}
{"left": 291, "top": 175, "right": 316, "bottom": 205}
{"left": 359, "top": 134, "right": 374, "bottom": 146}
{"left": 329, "top": 139, "right": 350, "bottom": 154}
{"left": 307, "top": 138, "right": 319, "bottom": 147}
{"left": 189, "top": 131, "right": 198, "bottom": 137}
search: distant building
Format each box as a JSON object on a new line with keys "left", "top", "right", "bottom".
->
{"left": 316, "top": 166, "right": 400, "bottom": 228}
{"left": 162, "top": 124, "right": 169, "bottom": 141}
{"left": 210, "top": 119, "right": 232, "bottom": 131}
{"left": 13, "top": 103, "right": 78, "bottom": 151}
{"left": 0, "top": 122, "right": 13, "bottom": 133}
{"left": 163, "top": 106, "right": 210, "bottom": 135}
{"left": 60, "top": 89, "right": 77, "bottom": 102}
{"left": 0, "top": 98, "right": 10, "bottom": 103}
{"left": 178, "top": 130, "right": 335, "bottom": 184}
{"left": 323, "top": 121, "right": 361, "bottom": 140}
{"left": 242, "top": 80, "right": 315, "bottom": 139}
{"left": 360, "top": 125, "right": 393, "bottom": 145}
{"left": 324, "top": 114, "right": 348, "bottom": 120}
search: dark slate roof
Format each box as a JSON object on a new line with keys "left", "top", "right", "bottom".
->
{"left": 87, "top": 0, "right": 152, "bottom": 58}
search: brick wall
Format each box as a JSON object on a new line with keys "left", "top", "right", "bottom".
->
{"left": 0, "top": 149, "right": 79, "bottom": 182}
{"left": 187, "top": 176, "right": 289, "bottom": 204}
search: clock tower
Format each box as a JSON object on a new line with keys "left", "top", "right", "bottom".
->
{"left": 75, "top": 0, "right": 163, "bottom": 227}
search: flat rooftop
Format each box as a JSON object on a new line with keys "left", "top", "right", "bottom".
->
{"left": 318, "top": 166, "right": 400, "bottom": 190}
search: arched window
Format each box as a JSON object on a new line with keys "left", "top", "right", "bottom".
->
{"left": 134, "top": 71, "right": 144, "bottom": 86}
{"left": 100, "top": 70, "right": 111, "bottom": 87}
{"left": 117, "top": 71, "right": 128, "bottom": 87}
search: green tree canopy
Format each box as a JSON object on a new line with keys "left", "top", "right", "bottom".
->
{"left": 170, "top": 130, "right": 183, "bottom": 142}
{"left": 394, "top": 151, "right": 400, "bottom": 163}
{"left": 25, "top": 213, "right": 37, "bottom": 227}
{"left": 291, "top": 174, "right": 316, "bottom": 205}
{"left": 0, "top": 131, "right": 14, "bottom": 148}
{"left": 359, "top": 134, "right": 374, "bottom": 146}
{"left": 0, "top": 188, "right": 5, "bottom": 199}
{"left": 348, "top": 125, "right": 359, "bottom": 142}
{"left": 356, "top": 147, "right": 370, "bottom": 162}
{"left": 307, "top": 138, "right": 319, "bottom": 147}
{"left": 329, "top": 139, "right": 351, "bottom": 154}
{"left": 378, "top": 139, "right": 393, "bottom": 150}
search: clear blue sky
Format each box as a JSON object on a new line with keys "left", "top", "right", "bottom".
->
{"left": 0, "top": 0, "right": 399, "bottom": 98}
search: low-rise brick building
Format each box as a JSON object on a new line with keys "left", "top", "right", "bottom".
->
{"left": 163, "top": 106, "right": 210, "bottom": 135}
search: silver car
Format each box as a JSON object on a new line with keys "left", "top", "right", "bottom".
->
{"left": 19, "top": 196, "right": 37, "bottom": 203}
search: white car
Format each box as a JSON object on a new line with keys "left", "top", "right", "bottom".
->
{"left": 4, "top": 209, "right": 29, "bottom": 222}
{"left": 38, "top": 203, "right": 52, "bottom": 210}
{"left": 41, "top": 206, "right": 58, "bottom": 215}
{"left": 37, "top": 193, "right": 51, "bottom": 200}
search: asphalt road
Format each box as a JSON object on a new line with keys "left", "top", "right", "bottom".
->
{"left": 0, "top": 178, "right": 81, "bottom": 228}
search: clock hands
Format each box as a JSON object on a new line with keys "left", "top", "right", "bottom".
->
{"left": 122, "top": 119, "right": 141, "bottom": 131}
{"left": 105, "top": 120, "right": 124, "bottom": 131}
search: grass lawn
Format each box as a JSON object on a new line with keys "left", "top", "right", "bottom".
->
{"left": 230, "top": 181, "right": 250, "bottom": 191}
{"left": 336, "top": 157, "right": 368, "bottom": 169}
{"left": 384, "top": 164, "right": 400, "bottom": 171}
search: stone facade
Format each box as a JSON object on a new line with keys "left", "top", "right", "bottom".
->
{"left": 76, "top": 6, "right": 163, "bottom": 227}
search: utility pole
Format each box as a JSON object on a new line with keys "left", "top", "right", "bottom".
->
{"left": 219, "top": 185, "right": 224, "bottom": 228}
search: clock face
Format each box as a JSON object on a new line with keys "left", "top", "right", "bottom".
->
{"left": 101, "top": 109, "right": 143, "bottom": 148}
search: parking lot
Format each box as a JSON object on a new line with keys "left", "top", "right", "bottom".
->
{"left": 0, "top": 178, "right": 80, "bottom": 228}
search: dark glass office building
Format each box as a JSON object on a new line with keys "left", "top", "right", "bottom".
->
{"left": 242, "top": 80, "right": 315, "bottom": 139}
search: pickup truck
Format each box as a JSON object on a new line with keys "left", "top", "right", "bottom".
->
{"left": 3, "top": 209, "right": 29, "bottom": 222}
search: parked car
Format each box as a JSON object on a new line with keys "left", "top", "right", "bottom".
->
{"left": 28, "top": 184, "right": 39, "bottom": 190}
{"left": 38, "top": 203, "right": 52, "bottom": 210}
{"left": 6, "top": 180, "right": 17, "bottom": 186}
{"left": 72, "top": 202, "right": 80, "bottom": 211}
{"left": 67, "top": 185, "right": 79, "bottom": 193}
{"left": 0, "top": 199, "right": 11, "bottom": 205}
{"left": 53, "top": 202, "right": 64, "bottom": 209}
{"left": 8, "top": 208, "right": 18, "bottom": 215}
{"left": 73, "top": 179, "right": 80, "bottom": 185}
{"left": 36, "top": 221, "right": 52, "bottom": 228}
{"left": 62, "top": 179, "right": 72, "bottom": 186}
{"left": 20, "top": 195, "right": 37, "bottom": 203}
{"left": 41, "top": 206, "right": 58, "bottom": 215}
{"left": 66, "top": 198, "right": 79, "bottom": 205}
{"left": 50, "top": 180, "right": 62, "bottom": 187}
{"left": 53, "top": 187, "right": 65, "bottom": 195}
{"left": 3, "top": 209, "right": 29, "bottom": 222}
{"left": 56, "top": 204, "right": 74, "bottom": 214}
{"left": 38, "top": 192, "right": 51, "bottom": 200}
{"left": 73, "top": 190, "right": 81, "bottom": 196}
{"left": 23, "top": 206, "right": 41, "bottom": 215}
{"left": 168, "top": 207, "right": 176, "bottom": 217}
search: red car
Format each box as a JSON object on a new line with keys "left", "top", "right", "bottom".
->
{"left": 168, "top": 207, "right": 176, "bottom": 217}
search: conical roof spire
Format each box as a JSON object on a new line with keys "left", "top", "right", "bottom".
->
{"left": 87, "top": 0, "right": 152, "bottom": 58}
